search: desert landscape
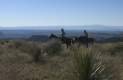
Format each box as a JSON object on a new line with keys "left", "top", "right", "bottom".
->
{"left": 0, "top": 0, "right": 123, "bottom": 80}
{"left": 0, "top": 38, "right": 123, "bottom": 80}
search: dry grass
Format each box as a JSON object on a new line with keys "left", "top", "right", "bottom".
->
{"left": 0, "top": 40, "right": 123, "bottom": 80}
{"left": 0, "top": 55, "right": 73, "bottom": 80}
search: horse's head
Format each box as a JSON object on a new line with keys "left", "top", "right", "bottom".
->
{"left": 49, "top": 34, "right": 58, "bottom": 39}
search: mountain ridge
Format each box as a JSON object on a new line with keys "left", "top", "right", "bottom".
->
{"left": 0, "top": 25, "right": 123, "bottom": 31}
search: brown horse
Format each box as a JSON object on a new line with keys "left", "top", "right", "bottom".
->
{"left": 61, "top": 36, "right": 74, "bottom": 48}
{"left": 74, "top": 36, "right": 95, "bottom": 47}
{"left": 49, "top": 33, "right": 74, "bottom": 48}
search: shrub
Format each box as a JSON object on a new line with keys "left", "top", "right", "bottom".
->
{"left": 0, "top": 40, "right": 5, "bottom": 45}
{"left": 45, "top": 41, "right": 63, "bottom": 56}
{"left": 22, "top": 43, "right": 42, "bottom": 63}
{"left": 71, "top": 47, "right": 105, "bottom": 80}
{"left": 109, "top": 43, "right": 123, "bottom": 55}
{"left": 13, "top": 41, "right": 42, "bottom": 63}
{"left": 32, "top": 47, "right": 42, "bottom": 63}
{"left": 13, "top": 40, "right": 23, "bottom": 48}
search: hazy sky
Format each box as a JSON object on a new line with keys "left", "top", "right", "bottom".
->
{"left": 0, "top": 0, "right": 123, "bottom": 27}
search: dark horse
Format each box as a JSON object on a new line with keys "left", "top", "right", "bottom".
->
{"left": 61, "top": 36, "right": 74, "bottom": 48}
{"left": 49, "top": 33, "right": 59, "bottom": 39}
{"left": 73, "top": 30, "right": 95, "bottom": 48}
{"left": 74, "top": 36, "right": 95, "bottom": 48}
{"left": 49, "top": 33, "right": 74, "bottom": 48}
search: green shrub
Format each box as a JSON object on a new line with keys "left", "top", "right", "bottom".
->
{"left": 0, "top": 40, "right": 5, "bottom": 45}
{"left": 71, "top": 47, "right": 105, "bottom": 80}
{"left": 110, "top": 44, "right": 123, "bottom": 55}
{"left": 13, "top": 41, "right": 23, "bottom": 48}
{"left": 22, "top": 43, "right": 41, "bottom": 62}
{"left": 45, "top": 41, "right": 63, "bottom": 56}
{"left": 13, "top": 41, "right": 42, "bottom": 63}
{"left": 32, "top": 47, "right": 41, "bottom": 63}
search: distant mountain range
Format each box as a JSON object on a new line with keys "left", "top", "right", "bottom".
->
{"left": 0, "top": 25, "right": 123, "bottom": 31}
{"left": 0, "top": 25, "right": 123, "bottom": 42}
{"left": 81, "top": 25, "right": 123, "bottom": 31}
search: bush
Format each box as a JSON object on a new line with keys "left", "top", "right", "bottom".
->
{"left": 13, "top": 41, "right": 23, "bottom": 48}
{"left": 32, "top": 47, "right": 42, "bottom": 63}
{"left": 45, "top": 41, "right": 63, "bottom": 56}
{"left": 109, "top": 43, "right": 123, "bottom": 55}
{"left": 71, "top": 47, "right": 106, "bottom": 80}
{"left": 13, "top": 41, "right": 42, "bottom": 63}
{"left": 22, "top": 43, "right": 42, "bottom": 63}
{"left": 0, "top": 40, "right": 5, "bottom": 45}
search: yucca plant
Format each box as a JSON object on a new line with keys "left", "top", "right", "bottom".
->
{"left": 71, "top": 46, "right": 105, "bottom": 80}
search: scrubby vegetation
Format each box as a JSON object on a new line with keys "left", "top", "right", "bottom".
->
{"left": 71, "top": 47, "right": 105, "bottom": 80}
{"left": 0, "top": 40, "right": 123, "bottom": 80}
{"left": 45, "top": 40, "right": 63, "bottom": 56}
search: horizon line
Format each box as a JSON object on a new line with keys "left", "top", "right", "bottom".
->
{"left": 0, "top": 24, "right": 123, "bottom": 27}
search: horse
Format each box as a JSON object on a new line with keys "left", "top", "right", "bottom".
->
{"left": 49, "top": 33, "right": 59, "bottom": 39}
{"left": 74, "top": 36, "right": 95, "bottom": 48}
{"left": 60, "top": 36, "right": 74, "bottom": 48}
{"left": 49, "top": 34, "right": 74, "bottom": 48}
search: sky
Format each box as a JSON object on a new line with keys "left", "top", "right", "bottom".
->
{"left": 0, "top": 0, "right": 123, "bottom": 27}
